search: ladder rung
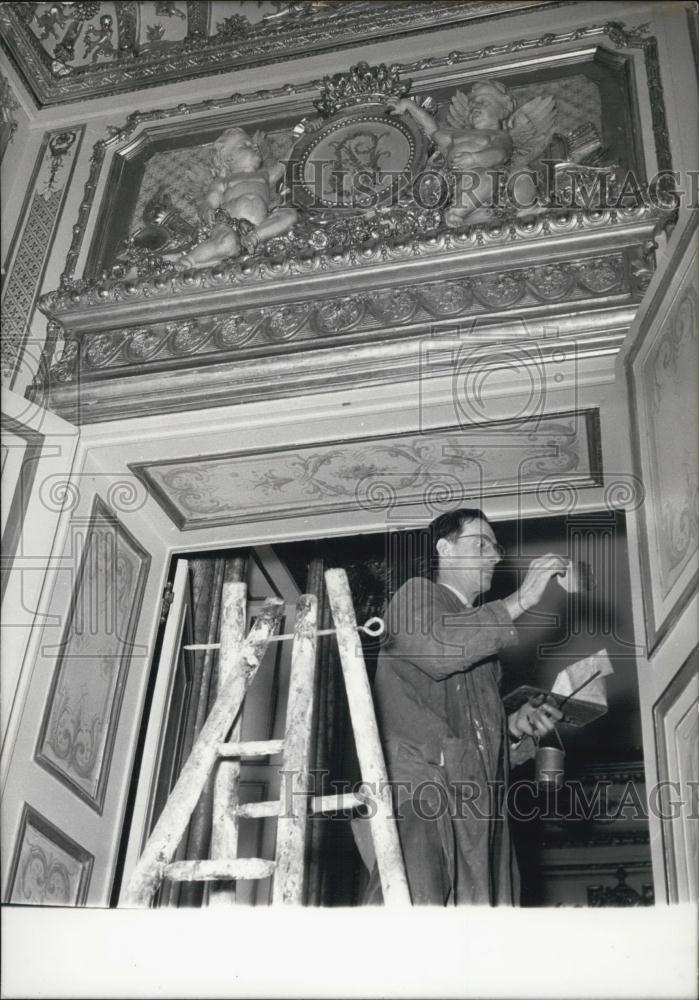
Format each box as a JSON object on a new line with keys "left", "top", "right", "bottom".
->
{"left": 163, "top": 859, "right": 275, "bottom": 882}
{"left": 237, "top": 801, "right": 281, "bottom": 818}
{"left": 312, "top": 792, "right": 367, "bottom": 814}
{"left": 237, "top": 791, "right": 367, "bottom": 819}
{"left": 217, "top": 739, "right": 284, "bottom": 758}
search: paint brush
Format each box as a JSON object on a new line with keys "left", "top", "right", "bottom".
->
{"left": 556, "top": 669, "right": 602, "bottom": 710}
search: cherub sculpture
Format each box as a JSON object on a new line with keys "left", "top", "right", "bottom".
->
{"left": 165, "top": 127, "right": 298, "bottom": 269}
{"left": 389, "top": 80, "right": 556, "bottom": 225}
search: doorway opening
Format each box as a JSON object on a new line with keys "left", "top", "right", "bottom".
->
{"left": 117, "top": 510, "right": 652, "bottom": 907}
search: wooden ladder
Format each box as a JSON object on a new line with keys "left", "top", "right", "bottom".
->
{"left": 123, "top": 567, "right": 410, "bottom": 907}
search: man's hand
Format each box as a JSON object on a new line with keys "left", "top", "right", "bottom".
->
{"left": 503, "top": 553, "right": 569, "bottom": 620}
{"left": 508, "top": 698, "right": 562, "bottom": 740}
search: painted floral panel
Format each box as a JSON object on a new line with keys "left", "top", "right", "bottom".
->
{"left": 136, "top": 413, "right": 596, "bottom": 529}
{"left": 36, "top": 498, "right": 149, "bottom": 809}
{"left": 8, "top": 807, "right": 92, "bottom": 906}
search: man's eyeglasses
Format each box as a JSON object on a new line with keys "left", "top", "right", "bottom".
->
{"left": 455, "top": 534, "right": 506, "bottom": 559}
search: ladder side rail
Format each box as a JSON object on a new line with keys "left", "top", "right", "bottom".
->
{"left": 123, "top": 597, "right": 284, "bottom": 907}
{"left": 272, "top": 594, "right": 318, "bottom": 905}
{"left": 324, "top": 569, "right": 411, "bottom": 908}
{"left": 209, "top": 572, "right": 247, "bottom": 906}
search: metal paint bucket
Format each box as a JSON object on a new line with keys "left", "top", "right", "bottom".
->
{"left": 535, "top": 745, "right": 565, "bottom": 789}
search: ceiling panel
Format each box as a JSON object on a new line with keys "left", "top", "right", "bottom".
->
{"left": 1, "top": 1, "right": 560, "bottom": 107}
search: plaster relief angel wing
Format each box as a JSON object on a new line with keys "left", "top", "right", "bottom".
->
{"left": 181, "top": 154, "right": 217, "bottom": 213}
{"left": 252, "top": 128, "right": 273, "bottom": 163}
{"left": 185, "top": 160, "right": 213, "bottom": 192}
{"left": 445, "top": 89, "right": 472, "bottom": 131}
{"left": 253, "top": 128, "right": 292, "bottom": 200}
{"left": 507, "top": 94, "right": 557, "bottom": 169}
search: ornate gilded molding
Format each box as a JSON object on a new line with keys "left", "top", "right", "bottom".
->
{"left": 45, "top": 252, "right": 632, "bottom": 381}
{"left": 51, "top": 20, "right": 671, "bottom": 291}
{"left": 30, "top": 195, "right": 663, "bottom": 425}
{"left": 0, "top": 1, "right": 561, "bottom": 107}
{"left": 0, "top": 71, "right": 20, "bottom": 159}
{"left": 1, "top": 126, "right": 84, "bottom": 388}
{"left": 38, "top": 320, "right": 636, "bottom": 425}
{"left": 100, "top": 66, "right": 624, "bottom": 274}
{"left": 22, "top": 23, "right": 673, "bottom": 425}
{"left": 43, "top": 204, "right": 663, "bottom": 317}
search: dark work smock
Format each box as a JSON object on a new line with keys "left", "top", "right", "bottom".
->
{"left": 363, "top": 577, "right": 534, "bottom": 906}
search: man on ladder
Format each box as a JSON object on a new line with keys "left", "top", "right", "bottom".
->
{"left": 362, "top": 508, "right": 564, "bottom": 906}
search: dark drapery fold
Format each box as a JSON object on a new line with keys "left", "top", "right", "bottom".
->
{"left": 304, "top": 556, "right": 337, "bottom": 904}
{"left": 176, "top": 555, "right": 227, "bottom": 905}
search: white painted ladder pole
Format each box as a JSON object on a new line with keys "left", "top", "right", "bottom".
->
{"left": 324, "top": 568, "right": 411, "bottom": 908}
{"left": 272, "top": 594, "right": 318, "bottom": 904}
{"left": 123, "top": 597, "right": 284, "bottom": 907}
{"left": 209, "top": 569, "right": 247, "bottom": 906}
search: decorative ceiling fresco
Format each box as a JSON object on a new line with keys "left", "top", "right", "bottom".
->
{"left": 0, "top": 0, "right": 559, "bottom": 107}
{"left": 131, "top": 410, "right": 602, "bottom": 529}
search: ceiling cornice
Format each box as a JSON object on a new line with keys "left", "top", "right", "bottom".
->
{"left": 0, "top": 1, "right": 566, "bottom": 109}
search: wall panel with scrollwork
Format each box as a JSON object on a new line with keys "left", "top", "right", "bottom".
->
{"left": 5, "top": 804, "right": 94, "bottom": 906}
{"left": 653, "top": 648, "right": 699, "bottom": 902}
{"left": 626, "top": 220, "right": 699, "bottom": 651}
{"left": 131, "top": 410, "right": 601, "bottom": 531}
{"left": 34, "top": 496, "right": 151, "bottom": 811}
